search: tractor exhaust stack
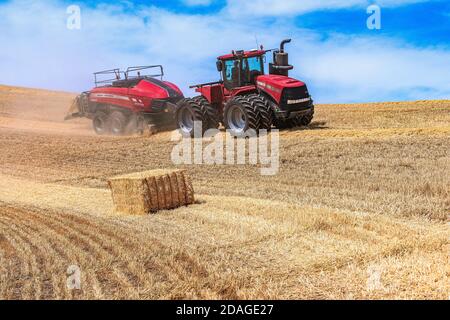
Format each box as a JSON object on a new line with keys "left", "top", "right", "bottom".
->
{"left": 269, "top": 38, "right": 294, "bottom": 77}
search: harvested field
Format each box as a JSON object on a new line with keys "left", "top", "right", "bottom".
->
{"left": 0, "top": 85, "right": 448, "bottom": 299}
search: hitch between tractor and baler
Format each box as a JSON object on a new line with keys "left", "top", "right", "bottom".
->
{"left": 64, "top": 92, "right": 90, "bottom": 121}
{"left": 189, "top": 81, "right": 224, "bottom": 89}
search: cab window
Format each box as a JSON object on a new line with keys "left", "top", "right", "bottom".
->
{"left": 223, "top": 55, "right": 264, "bottom": 89}
{"left": 224, "top": 59, "right": 240, "bottom": 89}
{"left": 241, "top": 56, "right": 263, "bottom": 86}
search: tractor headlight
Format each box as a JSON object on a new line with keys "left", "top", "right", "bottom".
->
{"left": 287, "top": 97, "right": 311, "bottom": 104}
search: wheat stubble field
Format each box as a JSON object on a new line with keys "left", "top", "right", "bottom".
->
{"left": 0, "top": 84, "right": 448, "bottom": 300}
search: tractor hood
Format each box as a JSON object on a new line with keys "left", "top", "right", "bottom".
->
{"left": 256, "top": 75, "right": 307, "bottom": 104}
{"left": 257, "top": 74, "right": 305, "bottom": 88}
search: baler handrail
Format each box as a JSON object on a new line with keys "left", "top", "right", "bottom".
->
{"left": 126, "top": 65, "right": 164, "bottom": 81}
{"left": 94, "top": 68, "right": 126, "bottom": 87}
{"left": 93, "top": 65, "right": 165, "bottom": 87}
{"left": 94, "top": 68, "right": 121, "bottom": 75}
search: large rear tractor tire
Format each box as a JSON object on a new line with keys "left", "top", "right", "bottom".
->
{"left": 248, "top": 94, "right": 273, "bottom": 130}
{"left": 176, "top": 98, "right": 208, "bottom": 137}
{"left": 193, "top": 96, "right": 220, "bottom": 130}
{"left": 92, "top": 111, "right": 109, "bottom": 135}
{"left": 109, "top": 111, "right": 129, "bottom": 136}
{"left": 223, "top": 95, "right": 260, "bottom": 136}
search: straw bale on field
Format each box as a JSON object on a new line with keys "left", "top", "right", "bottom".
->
{"left": 108, "top": 169, "right": 195, "bottom": 215}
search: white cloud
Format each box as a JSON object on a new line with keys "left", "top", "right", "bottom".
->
{"left": 0, "top": 0, "right": 448, "bottom": 103}
{"left": 182, "top": 0, "right": 213, "bottom": 6}
{"left": 295, "top": 37, "right": 450, "bottom": 102}
{"left": 225, "top": 0, "right": 431, "bottom": 17}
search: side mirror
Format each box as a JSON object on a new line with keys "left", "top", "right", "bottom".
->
{"left": 216, "top": 60, "right": 223, "bottom": 72}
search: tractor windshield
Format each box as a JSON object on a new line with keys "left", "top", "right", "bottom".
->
{"left": 241, "top": 56, "right": 264, "bottom": 85}
{"left": 223, "top": 55, "right": 264, "bottom": 89}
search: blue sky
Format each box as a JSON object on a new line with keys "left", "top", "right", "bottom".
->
{"left": 0, "top": 0, "right": 449, "bottom": 103}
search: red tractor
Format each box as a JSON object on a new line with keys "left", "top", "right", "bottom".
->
{"left": 66, "top": 65, "right": 184, "bottom": 135}
{"left": 175, "top": 39, "right": 314, "bottom": 137}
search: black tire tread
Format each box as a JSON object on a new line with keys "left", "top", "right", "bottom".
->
{"left": 176, "top": 98, "right": 208, "bottom": 137}
{"left": 247, "top": 93, "right": 273, "bottom": 130}
{"left": 224, "top": 95, "right": 260, "bottom": 135}
{"left": 193, "top": 96, "right": 220, "bottom": 129}
{"left": 92, "top": 111, "right": 109, "bottom": 135}
{"left": 109, "top": 111, "right": 129, "bottom": 136}
{"left": 301, "top": 106, "right": 315, "bottom": 126}
{"left": 274, "top": 105, "right": 315, "bottom": 129}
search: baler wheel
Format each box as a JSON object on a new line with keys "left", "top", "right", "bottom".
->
{"left": 125, "top": 113, "right": 146, "bottom": 135}
{"left": 136, "top": 114, "right": 146, "bottom": 134}
{"left": 92, "top": 111, "right": 109, "bottom": 135}
{"left": 109, "top": 111, "right": 129, "bottom": 136}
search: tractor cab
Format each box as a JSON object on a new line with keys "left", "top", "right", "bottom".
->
{"left": 216, "top": 39, "right": 294, "bottom": 91}
{"left": 216, "top": 50, "right": 265, "bottom": 90}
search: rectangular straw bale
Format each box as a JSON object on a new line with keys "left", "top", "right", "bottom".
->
{"left": 168, "top": 172, "right": 180, "bottom": 208}
{"left": 155, "top": 175, "right": 167, "bottom": 209}
{"left": 183, "top": 172, "right": 195, "bottom": 205}
{"left": 108, "top": 169, "right": 195, "bottom": 215}
{"left": 176, "top": 170, "right": 188, "bottom": 206}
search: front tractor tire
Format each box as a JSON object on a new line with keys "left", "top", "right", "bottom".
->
{"left": 300, "top": 106, "right": 315, "bottom": 126}
{"left": 274, "top": 106, "right": 315, "bottom": 129}
{"left": 176, "top": 98, "right": 208, "bottom": 137}
{"left": 93, "top": 111, "right": 109, "bottom": 135}
{"left": 223, "top": 96, "right": 260, "bottom": 137}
